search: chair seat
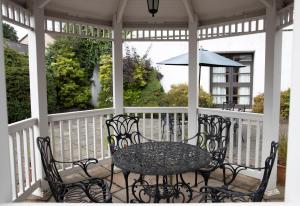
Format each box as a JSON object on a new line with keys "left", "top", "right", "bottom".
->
{"left": 63, "top": 179, "right": 112, "bottom": 203}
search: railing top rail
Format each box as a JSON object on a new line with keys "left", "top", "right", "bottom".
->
{"left": 8, "top": 118, "right": 38, "bottom": 134}
{"left": 124, "top": 107, "right": 188, "bottom": 113}
{"left": 48, "top": 108, "right": 114, "bottom": 122}
{"left": 198, "top": 107, "right": 264, "bottom": 121}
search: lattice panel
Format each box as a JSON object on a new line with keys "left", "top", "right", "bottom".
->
{"left": 198, "top": 16, "right": 265, "bottom": 40}
{"left": 45, "top": 17, "right": 113, "bottom": 41}
{"left": 122, "top": 28, "right": 189, "bottom": 41}
{"left": 278, "top": 3, "right": 294, "bottom": 29}
{"left": 1, "top": 0, "right": 32, "bottom": 29}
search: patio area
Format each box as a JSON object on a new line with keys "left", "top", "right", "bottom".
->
{"left": 25, "top": 163, "right": 285, "bottom": 203}
{"left": 0, "top": 0, "right": 299, "bottom": 203}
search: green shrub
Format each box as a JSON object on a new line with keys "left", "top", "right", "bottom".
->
{"left": 278, "top": 136, "right": 288, "bottom": 166}
{"left": 252, "top": 89, "right": 290, "bottom": 120}
{"left": 162, "top": 83, "right": 213, "bottom": 107}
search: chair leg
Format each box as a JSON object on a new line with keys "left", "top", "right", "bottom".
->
{"left": 194, "top": 171, "right": 198, "bottom": 187}
{"left": 109, "top": 163, "right": 114, "bottom": 190}
{"left": 201, "top": 171, "right": 211, "bottom": 203}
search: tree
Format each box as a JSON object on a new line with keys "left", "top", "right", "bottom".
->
{"left": 46, "top": 36, "right": 111, "bottom": 111}
{"left": 5, "top": 47, "right": 56, "bottom": 123}
{"left": 162, "top": 83, "right": 213, "bottom": 108}
{"left": 98, "top": 47, "right": 165, "bottom": 107}
{"left": 252, "top": 89, "right": 290, "bottom": 120}
{"left": 3, "top": 23, "right": 18, "bottom": 42}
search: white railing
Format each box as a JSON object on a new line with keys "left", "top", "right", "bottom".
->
{"left": 124, "top": 107, "right": 188, "bottom": 142}
{"left": 8, "top": 118, "right": 40, "bottom": 201}
{"left": 198, "top": 107, "right": 264, "bottom": 179}
{"left": 278, "top": 3, "right": 294, "bottom": 30}
{"left": 1, "top": 0, "right": 33, "bottom": 29}
{"left": 47, "top": 108, "right": 114, "bottom": 174}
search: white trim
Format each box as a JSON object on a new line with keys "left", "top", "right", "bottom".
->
{"left": 116, "top": 0, "right": 128, "bottom": 23}
{"left": 182, "top": 0, "right": 196, "bottom": 22}
{"left": 39, "top": 0, "right": 52, "bottom": 9}
{"left": 8, "top": 118, "right": 38, "bottom": 134}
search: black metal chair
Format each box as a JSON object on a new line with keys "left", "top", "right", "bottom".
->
{"left": 186, "top": 115, "right": 231, "bottom": 188}
{"left": 106, "top": 114, "right": 153, "bottom": 190}
{"left": 199, "top": 141, "right": 279, "bottom": 202}
{"left": 36, "top": 136, "right": 112, "bottom": 203}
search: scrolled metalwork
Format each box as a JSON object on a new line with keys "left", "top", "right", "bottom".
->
{"left": 36, "top": 136, "right": 112, "bottom": 203}
{"left": 131, "top": 174, "right": 193, "bottom": 203}
{"left": 199, "top": 141, "right": 279, "bottom": 202}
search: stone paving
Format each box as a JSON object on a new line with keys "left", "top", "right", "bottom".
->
{"left": 26, "top": 162, "right": 285, "bottom": 203}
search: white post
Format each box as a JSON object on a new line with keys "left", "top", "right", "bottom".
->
{"left": 112, "top": 14, "right": 124, "bottom": 115}
{"left": 262, "top": 0, "right": 281, "bottom": 194}
{"left": 0, "top": 0, "right": 12, "bottom": 201}
{"left": 28, "top": 0, "right": 48, "bottom": 196}
{"left": 285, "top": 0, "right": 300, "bottom": 202}
{"left": 188, "top": 18, "right": 199, "bottom": 144}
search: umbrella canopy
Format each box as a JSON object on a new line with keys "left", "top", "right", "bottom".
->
{"left": 157, "top": 48, "right": 245, "bottom": 67}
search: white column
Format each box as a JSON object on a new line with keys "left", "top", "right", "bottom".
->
{"left": 112, "top": 15, "right": 124, "bottom": 115}
{"left": 188, "top": 18, "right": 199, "bottom": 144}
{"left": 0, "top": 0, "right": 12, "bottom": 201}
{"left": 262, "top": 0, "right": 281, "bottom": 193}
{"left": 28, "top": 0, "right": 48, "bottom": 196}
{"left": 285, "top": 0, "right": 300, "bottom": 202}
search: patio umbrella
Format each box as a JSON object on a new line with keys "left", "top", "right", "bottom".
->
{"left": 157, "top": 48, "right": 245, "bottom": 94}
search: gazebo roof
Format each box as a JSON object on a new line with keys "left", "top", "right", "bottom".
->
{"left": 13, "top": 0, "right": 293, "bottom": 27}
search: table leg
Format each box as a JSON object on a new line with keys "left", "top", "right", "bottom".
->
{"left": 154, "top": 175, "right": 160, "bottom": 203}
{"left": 122, "top": 171, "right": 130, "bottom": 203}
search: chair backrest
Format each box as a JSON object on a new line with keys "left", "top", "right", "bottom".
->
{"left": 106, "top": 114, "right": 141, "bottom": 154}
{"left": 196, "top": 115, "right": 231, "bottom": 166}
{"left": 253, "top": 141, "right": 279, "bottom": 202}
{"left": 36, "top": 136, "right": 63, "bottom": 202}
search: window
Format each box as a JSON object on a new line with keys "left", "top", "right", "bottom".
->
{"left": 210, "top": 53, "right": 253, "bottom": 108}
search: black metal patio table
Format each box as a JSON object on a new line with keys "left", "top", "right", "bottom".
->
{"left": 112, "top": 141, "right": 211, "bottom": 203}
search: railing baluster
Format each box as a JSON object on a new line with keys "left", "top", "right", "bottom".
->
{"left": 106, "top": 114, "right": 111, "bottom": 158}
{"left": 49, "top": 121, "right": 54, "bottom": 154}
{"left": 29, "top": 127, "right": 36, "bottom": 184}
{"left": 174, "top": 113, "right": 177, "bottom": 141}
{"left": 22, "top": 129, "right": 30, "bottom": 189}
{"left": 229, "top": 117, "right": 234, "bottom": 162}
{"left": 93, "top": 116, "right": 97, "bottom": 158}
{"left": 158, "top": 113, "right": 162, "bottom": 141}
{"left": 16, "top": 131, "right": 24, "bottom": 194}
{"left": 85, "top": 118, "right": 89, "bottom": 158}
{"left": 237, "top": 118, "right": 242, "bottom": 165}
{"left": 68, "top": 120, "right": 73, "bottom": 167}
{"left": 59, "top": 121, "right": 64, "bottom": 170}
{"left": 246, "top": 120, "right": 251, "bottom": 166}
{"left": 9, "top": 135, "right": 17, "bottom": 199}
{"left": 77, "top": 119, "right": 81, "bottom": 160}
{"left": 255, "top": 121, "right": 260, "bottom": 167}
{"left": 143, "top": 113, "right": 146, "bottom": 138}
{"left": 150, "top": 113, "right": 153, "bottom": 140}
{"left": 100, "top": 116, "right": 104, "bottom": 160}
{"left": 181, "top": 113, "right": 184, "bottom": 141}
{"left": 166, "top": 113, "right": 170, "bottom": 141}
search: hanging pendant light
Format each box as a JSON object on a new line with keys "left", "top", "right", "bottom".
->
{"left": 147, "top": 0, "right": 159, "bottom": 17}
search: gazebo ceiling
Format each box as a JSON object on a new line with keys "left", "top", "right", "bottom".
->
{"left": 14, "top": 0, "right": 293, "bottom": 27}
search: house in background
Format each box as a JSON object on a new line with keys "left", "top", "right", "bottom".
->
{"left": 199, "top": 28, "right": 293, "bottom": 109}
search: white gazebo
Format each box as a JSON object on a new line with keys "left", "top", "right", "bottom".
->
{"left": 0, "top": 0, "right": 299, "bottom": 203}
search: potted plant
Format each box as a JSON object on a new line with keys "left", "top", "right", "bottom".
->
{"left": 277, "top": 136, "right": 287, "bottom": 186}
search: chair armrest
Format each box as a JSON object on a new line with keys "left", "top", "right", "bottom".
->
{"left": 220, "top": 163, "right": 265, "bottom": 187}
{"left": 139, "top": 133, "right": 157, "bottom": 142}
{"left": 181, "top": 133, "right": 198, "bottom": 143}
{"left": 199, "top": 186, "right": 253, "bottom": 202}
{"left": 54, "top": 158, "right": 98, "bottom": 177}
